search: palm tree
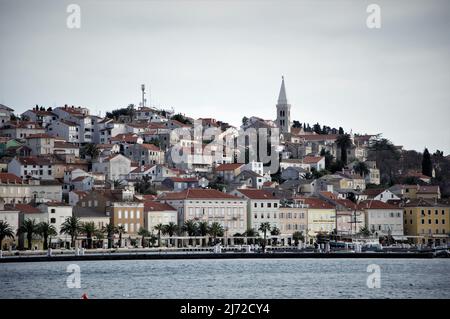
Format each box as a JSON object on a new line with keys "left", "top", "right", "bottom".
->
{"left": 243, "top": 228, "right": 258, "bottom": 245}
{"left": 81, "top": 222, "right": 97, "bottom": 249}
{"left": 270, "top": 226, "right": 280, "bottom": 246}
{"left": 163, "top": 222, "right": 179, "bottom": 247}
{"left": 149, "top": 233, "right": 158, "bottom": 247}
{"left": 60, "top": 216, "right": 82, "bottom": 249}
{"left": 137, "top": 227, "right": 150, "bottom": 247}
{"left": 117, "top": 225, "right": 126, "bottom": 248}
{"left": 197, "top": 221, "right": 209, "bottom": 246}
{"left": 0, "top": 221, "right": 15, "bottom": 250}
{"left": 153, "top": 223, "right": 165, "bottom": 247}
{"left": 208, "top": 222, "right": 224, "bottom": 245}
{"left": 18, "top": 219, "right": 39, "bottom": 250}
{"left": 183, "top": 220, "right": 198, "bottom": 236}
{"left": 292, "top": 231, "right": 304, "bottom": 246}
{"left": 82, "top": 143, "right": 99, "bottom": 159}
{"left": 102, "top": 224, "right": 117, "bottom": 249}
{"left": 258, "top": 222, "right": 271, "bottom": 252}
{"left": 37, "top": 222, "right": 57, "bottom": 250}
{"left": 358, "top": 226, "right": 371, "bottom": 238}
{"left": 183, "top": 220, "right": 198, "bottom": 245}
{"left": 94, "top": 229, "right": 105, "bottom": 248}
{"left": 112, "top": 179, "right": 125, "bottom": 189}
{"left": 336, "top": 134, "right": 352, "bottom": 165}
{"left": 354, "top": 161, "right": 369, "bottom": 177}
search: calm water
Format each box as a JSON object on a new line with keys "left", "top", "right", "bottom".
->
{"left": 1, "top": 259, "right": 449, "bottom": 299}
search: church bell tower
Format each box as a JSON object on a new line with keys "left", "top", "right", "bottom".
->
{"left": 276, "top": 76, "right": 291, "bottom": 134}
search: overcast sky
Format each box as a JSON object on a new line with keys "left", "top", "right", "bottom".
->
{"left": 1, "top": 0, "right": 449, "bottom": 153}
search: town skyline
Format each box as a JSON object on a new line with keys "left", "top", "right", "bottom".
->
{"left": 1, "top": 0, "right": 450, "bottom": 153}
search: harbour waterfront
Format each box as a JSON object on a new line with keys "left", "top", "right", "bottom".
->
{"left": 1, "top": 259, "right": 449, "bottom": 299}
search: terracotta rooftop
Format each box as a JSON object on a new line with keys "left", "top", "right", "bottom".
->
{"left": 215, "top": 163, "right": 244, "bottom": 171}
{"left": 144, "top": 201, "right": 176, "bottom": 212}
{"left": 236, "top": 189, "right": 279, "bottom": 200}
{"left": 0, "top": 173, "right": 23, "bottom": 184}
{"left": 160, "top": 188, "right": 239, "bottom": 200}
{"left": 358, "top": 200, "right": 400, "bottom": 210}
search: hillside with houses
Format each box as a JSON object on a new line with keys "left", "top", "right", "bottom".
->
{"left": 0, "top": 78, "right": 449, "bottom": 251}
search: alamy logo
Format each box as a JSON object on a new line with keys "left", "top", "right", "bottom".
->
{"left": 66, "top": 4, "right": 81, "bottom": 29}
{"left": 366, "top": 264, "right": 381, "bottom": 288}
{"left": 66, "top": 264, "right": 81, "bottom": 288}
{"left": 366, "top": 4, "right": 381, "bottom": 29}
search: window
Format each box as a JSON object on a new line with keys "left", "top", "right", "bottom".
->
{"left": 274, "top": 203, "right": 278, "bottom": 208}
{"left": 254, "top": 203, "right": 257, "bottom": 208}
{"left": 118, "top": 210, "right": 122, "bottom": 218}
{"left": 51, "top": 209, "right": 55, "bottom": 214}
{"left": 421, "top": 219, "right": 424, "bottom": 224}
{"left": 130, "top": 210, "right": 134, "bottom": 219}
{"left": 124, "top": 210, "right": 128, "bottom": 219}
{"left": 443, "top": 220, "right": 446, "bottom": 224}
{"left": 428, "top": 219, "right": 431, "bottom": 224}
{"left": 50, "top": 218, "right": 56, "bottom": 223}
{"left": 136, "top": 211, "right": 140, "bottom": 219}
{"left": 260, "top": 203, "right": 264, "bottom": 208}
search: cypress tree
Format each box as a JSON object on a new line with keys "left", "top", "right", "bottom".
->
{"left": 422, "top": 148, "right": 433, "bottom": 177}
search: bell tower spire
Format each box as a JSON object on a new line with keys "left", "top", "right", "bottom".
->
{"left": 276, "top": 75, "right": 291, "bottom": 134}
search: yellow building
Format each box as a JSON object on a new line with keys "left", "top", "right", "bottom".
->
{"left": 403, "top": 199, "right": 450, "bottom": 245}
{"left": 294, "top": 197, "right": 336, "bottom": 244}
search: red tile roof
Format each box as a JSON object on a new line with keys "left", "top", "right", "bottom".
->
{"left": 302, "top": 156, "right": 324, "bottom": 164}
{"left": 319, "top": 191, "right": 337, "bottom": 200}
{"left": 8, "top": 204, "right": 41, "bottom": 214}
{"left": 160, "top": 188, "right": 239, "bottom": 200}
{"left": 168, "top": 177, "right": 199, "bottom": 183}
{"left": 111, "top": 133, "right": 140, "bottom": 143}
{"left": 139, "top": 143, "right": 161, "bottom": 151}
{"left": 144, "top": 201, "right": 176, "bottom": 212}
{"left": 130, "top": 165, "right": 156, "bottom": 174}
{"left": 25, "top": 133, "right": 54, "bottom": 139}
{"left": 216, "top": 163, "right": 244, "bottom": 171}
{"left": 0, "top": 173, "right": 23, "bottom": 184}
{"left": 236, "top": 189, "right": 279, "bottom": 200}
{"left": 358, "top": 200, "right": 400, "bottom": 210}
{"left": 295, "top": 197, "right": 335, "bottom": 209}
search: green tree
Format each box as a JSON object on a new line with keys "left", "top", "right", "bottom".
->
{"left": 0, "top": 221, "right": 15, "bottom": 250}
{"left": 368, "top": 138, "right": 401, "bottom": 185}
{"left": 18, "top": 219, "right": 39, "bottom": 250}
{"left": 37, "top": 222, "right": 57, "bottom": 250}
{"left": 258, "top": 222, "right": 271, "bottom": 252}
{"left": 60, "top": 216, "right": 82, "bottom": 249}
{"left": 113, "top": 179, "right": 125, "bottom": 189}
{"left": 208, "top": 222, "right": 224, "bottom": 245}
{"left": 117, "top": 225, "right": 126, "bottom": 248}
{"left": 102, "top": 224, "right": 117, "bottom": 249}
{"left": 163, "top": 222, "right": 179, "bottom": 247}
{"left": 81, "top": 143, "right": 99, "bottom": 159}
{"left": 422, "top": 148, "right": 433, "bottom": 177}
{"left": 197, "top": 221, "right": 209, "bottom": 237}
{"left": 292, "top": 231, "right": 304, "bottom": 245}
{"left": 153, "top": 223, "right": 165, "bottom": 247}
{"left": 137, "top": 227, "right": 150, "bottom": 247}
{"left": 353, "top": 161, "right": 370, "bottom": 177}
{"left": 242, "top": 116, "right": 249, "bottom": 126}
{"left": 358, "top": 226, "right": 371, "bottom": 238}
{"left": 270, "top": 226, "right": 280, "bottom": 246}
{"left": 320, "top": 149, "right": 334, "bottom": 170}
{"left": 171, "top": 113, "right": 191, "bottom": 125}
{"left": 336, "top": 134, "right": 352, "bottom": 165}
{"left": 81, "top": 222, "right": 97, "bottom": 249}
